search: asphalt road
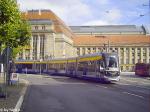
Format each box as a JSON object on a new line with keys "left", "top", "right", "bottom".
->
{"left": 21, "top": 74, "right": 150, "bottom": 112}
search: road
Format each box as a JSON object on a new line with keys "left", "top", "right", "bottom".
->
{"left": 21, "top": 73, "right": 150, "bottom": 112}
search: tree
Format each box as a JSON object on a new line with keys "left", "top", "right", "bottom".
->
{"left": 0, "top": 0, "right": 31, "bottom": 53}
{"left": 0, "top": 0, "right": 31, "bottom": 86}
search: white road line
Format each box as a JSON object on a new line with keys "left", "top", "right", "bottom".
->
{"left": 116, "top": 82, "right": 131, "bottom": 85}
{"left": 96, "top": 85, "right": 108, "bottom": 88}
{"left": 122, "top": 91, "right": 145, "bottom": 99}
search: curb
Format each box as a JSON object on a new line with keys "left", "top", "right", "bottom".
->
{"left": 13, "top": 79, "right": 29, "bottom": 112}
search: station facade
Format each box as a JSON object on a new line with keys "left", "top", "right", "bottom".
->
{"left": 18, "top": 10, "right": 76, "bottom": 60}
{"left": 18, "top": 10, "right": 150, "bottom": 72}
{"left": 71, "top": 26, "right": 150, "bottom": 71}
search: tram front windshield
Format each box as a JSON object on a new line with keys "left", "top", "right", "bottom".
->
{"left": 108, "top": 56, "right": 118, "bottom": 68}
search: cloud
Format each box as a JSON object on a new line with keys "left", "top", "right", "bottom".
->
{"left": 17, "top": 0, "right": 92, "bottom": 25}
{"left": 95, "top": 0, "right": 109, "bottom": 5}
{"left": 17, "top": 0, "right": 148, "bottom": 25}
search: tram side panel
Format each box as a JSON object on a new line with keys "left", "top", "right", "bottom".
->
{"left": 66, "top": 60, "right": 77, "bottom": 77}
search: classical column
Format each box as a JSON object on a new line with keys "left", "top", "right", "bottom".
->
{"left": 146, "top": 47, "right": 149, "bottom": 63}
{"left": 37, "top": 34, "right": 40, "bottom": 60}
{"left": 135, "top": 48, "right": 138, "bottom": 63}
{"left": 30, "top": 36, "right": 33, "bottom": 60}
{"left": 129, "top": 48, "right": 132, "bottom": 64}
{"left": 90, "top": 48, "right": 93, "bottom": 54}
{"left": 140, "top": 48, "right": 143, "bottom": 63}
{"left": 123, "top": 48, "right": 126, "bottom": 64}
{"left": 85, "top": 47, "right": 88, "bottom": 54}
{"left": 62, "top": 42, "right": 66, "bottom": 58}
{"left": 52, "top": 33, "right": 55, "bottom": 58}
{"left": 80, "top": 47, "right": 82, "bottom": 56}
{"left": 118, "top": 47, "right": 121, "bottom": 64}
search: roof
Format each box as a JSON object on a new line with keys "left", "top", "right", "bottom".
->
{"left": 22, "top": 10, "right": 75, "bottom": 38}
{"left": 28, "top": 19, "right": 53, "bottom": 25}
{"left": 73, "top": 35, "right": 150, "bottom": 46}
{"left": 70, "top": 25, "right": 145, "bottom": 35}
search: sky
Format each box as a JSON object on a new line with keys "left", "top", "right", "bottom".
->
{"left": 17, "top": 0, "right": 150, "bottom": 26}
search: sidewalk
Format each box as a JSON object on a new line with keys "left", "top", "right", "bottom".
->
{"left": 121, "top": 72, "right": 135, "bottom": 75}
{"left": 0, "top": 76, "right": 28, "bottom": 112}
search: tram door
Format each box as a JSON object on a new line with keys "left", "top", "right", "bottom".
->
{"left": 99, "top": 60, "right": 105, "bottom": 77}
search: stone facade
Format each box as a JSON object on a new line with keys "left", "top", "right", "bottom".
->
{"left": 71, "top": 26, "right": 150, "bottom": 72}
{"left": 17, "top": 10, "right": 150, "bottom": 72}
{"left": 17, "top": 10, "right": 76, "bottom": 60}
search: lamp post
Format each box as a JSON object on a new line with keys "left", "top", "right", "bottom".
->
{"left": 40, "top": 59, "right": 42, "bottom": 75}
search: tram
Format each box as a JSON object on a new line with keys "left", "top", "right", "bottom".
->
{"left": 135, "top": 63, "right": 150, "bottom": 77}
{"left": 15, "top": 52, "right": 120, "bottom": 82}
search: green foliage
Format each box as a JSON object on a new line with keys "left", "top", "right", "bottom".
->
{"left": 0, "top": 0, "right": 31, "bottom": 58}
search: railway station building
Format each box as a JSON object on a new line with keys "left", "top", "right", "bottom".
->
{"left": 19, "top": 10, "right": 76, "bottom": 60}
{"left": 71, "top": 25, "right": 150, "bottom": 71}
{"left": 18, "top": 9, "right": 150, "bottom": 72}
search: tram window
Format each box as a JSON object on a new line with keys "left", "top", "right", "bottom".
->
{"left": 87, "top": 61, "right": 96, "bottom": 72}
{"left": 59, "top": 63, "right": 66, "bottom": 70}
{"left": 108, "top": 57, "right": 117, "bottom": 67}
{"left": 78, "top": 62, "right": 88, "bottom": 71}
{"left": 99, "top": 61, "right": 105, "bottom": 68}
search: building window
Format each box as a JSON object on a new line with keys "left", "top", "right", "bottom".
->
{"left": 114, "top": 48, "right": 118, "bottom": 52}
{"left": 87, "top": 48, "right": 91, "bottom": 54}
{"left": 121, "top": 58, "right": 124, "bottom": 64}
{"left": 93, "top": 48, "right": 96, "bottom": 53}
{"left": 137, "top": 48, "right": 140, "bottom": 53}
{"left": 42, "top": 26, "right": 46, "bottom": 30}
{"left": 132, "top": 58, "right": 135, "bottom": 64}
{"left": 82, "top": 48, "right": 85, "bottom": 55}
{"left": 110, "top": 48, "right": 113, "bottom": 50}
{"left": 18, "top": 52, "right": 23, "bottom": 60}
{"left": 98, "top": 48, "right": 101, "bottom": 52}
{"left": 138, "top": 59, "right": 141, "bottom": 63}
{"left": 35, "top": 26, "right": 38, "bottom": 30}
{"left": 143, "top": 48, "right": 146, "bottom": 53}
{"left": 77, "top": 48, "right": 80, "bottom": 55}
{"left": 126, "top": 59, "right": 129, "bottom": 64}
{"left": 143, "top": 59, "right": 146, "bottom": 63}
{"left": 132, "top": 52, "right": 134, "bottom": 57}
{"left": 25, "top": 49, "right": 30, "bottom": 60}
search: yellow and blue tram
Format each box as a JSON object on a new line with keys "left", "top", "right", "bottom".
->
{"left": 15, "top": 52, "right": 120, "bottom": 82}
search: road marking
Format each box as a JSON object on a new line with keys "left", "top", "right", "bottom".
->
{"left": 96, "top": 85, "right": 108, "bottom": 88}
{"left": 116, "top": 82, "right": 131, "bottom": 85}
{"left": 122, "top": 91, "right": 145, "bottom": 99}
